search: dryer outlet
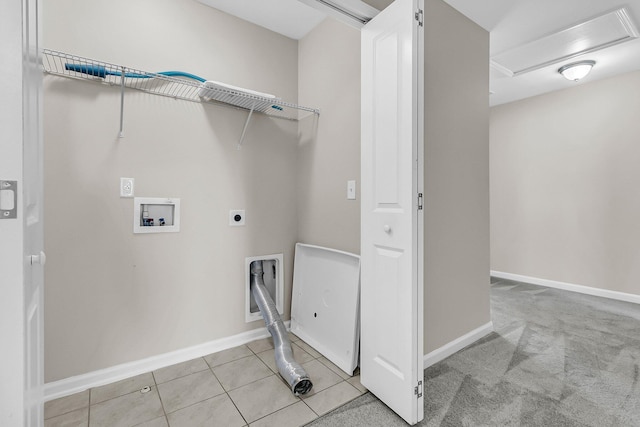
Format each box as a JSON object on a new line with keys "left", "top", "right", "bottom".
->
{"left": 230, "top": 210, "right": 245, "bottom": 226}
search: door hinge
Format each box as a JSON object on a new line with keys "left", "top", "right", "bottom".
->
{"left": 415, "top": 9, "right": 424, "bottom": 27}
{"left": 417, "top": 193, "right": 423, "bottom": 210}
{"left": 414, "top": 380, "right": 423, "bottom": 398}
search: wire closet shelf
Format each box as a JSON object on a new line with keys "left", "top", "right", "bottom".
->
{"left": 42, "top": 49, "right": 319, "bottom": 122}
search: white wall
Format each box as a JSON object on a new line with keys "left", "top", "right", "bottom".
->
{"left": 44, "top": 0, "right": 300, "bottom": 382}
{"left": 491, "top": 71, "right": 640, "bottom": 296}
{"left": 423, "top": 0, "right": 491, "bottom": 353}
{"left": 297, "top": 18, "right": 361, "bottom": 254}
{"left": 0, "top": 1, "right": 25, "bottom": 424}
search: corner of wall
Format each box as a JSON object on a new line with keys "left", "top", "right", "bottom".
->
{"left": 296, "top": 18, "right": 362, "bottom": 255}
{"left": 423, "top": 0, "right": 491, "bottom": 354}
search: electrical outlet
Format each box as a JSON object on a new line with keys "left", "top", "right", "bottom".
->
{"left": 120, "top": 178, "right": 134, "bottom": 198}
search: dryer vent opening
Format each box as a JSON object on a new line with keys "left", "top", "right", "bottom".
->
{"left": 245, "top": 254, "right": 283, "bottom": 323}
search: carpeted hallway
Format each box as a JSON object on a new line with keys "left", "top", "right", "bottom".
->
{"left": 306, "top": 278, "right": 640, "bottom": 426}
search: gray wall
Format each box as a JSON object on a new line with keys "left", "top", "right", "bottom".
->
{"left": 423, "top": 0, "right": 491, "bottom": 353}
{"left": 297, "top": 18, "right": 361, "bottom": 255}
{"left": 44, "top": 0, "right": 491, "bottom": 381}
{"left": 44, "top": 0, "right": 300, "bottom": 382}
{"left": 298, "top": 0, "right": 492, "bottom": 359}
{"left": 491, "top": 71, "right": 640, "bottom": 296}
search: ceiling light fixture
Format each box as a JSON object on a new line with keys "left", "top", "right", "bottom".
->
{"left": 558, "top": 60, "right": 596, "bottom": 82}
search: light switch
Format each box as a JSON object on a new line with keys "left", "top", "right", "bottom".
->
{"left": 347, "top": 180, "right": 356, "bottom": 200}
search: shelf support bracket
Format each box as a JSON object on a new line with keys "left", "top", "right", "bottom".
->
{"left": 237, "top": 101, "right": 256, "bottom": 150}
{"left": 118, "top": 67, "right": 125, "bottom": 138}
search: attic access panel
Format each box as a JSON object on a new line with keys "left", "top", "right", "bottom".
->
{"left": 290, "top": 243, "right": 361, "bottom": 375}
{"left": 491, "top": 8, "right": 639, "bottom": 76}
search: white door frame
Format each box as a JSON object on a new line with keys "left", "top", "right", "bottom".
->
{"left": 0, "top": 0, "right": 44, "bottom": 425}
{"left": 23, "top": 0, "right": 45, "bottom": 424}
{"left": 0, "top": 1, "right": 28, "bottom": 424}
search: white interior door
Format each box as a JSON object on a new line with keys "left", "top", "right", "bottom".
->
{"left": 23, "top": 0, "right": 45, "bottom": 424}
{"left": 360, "top": 0, "right": 424, "bottom": 424}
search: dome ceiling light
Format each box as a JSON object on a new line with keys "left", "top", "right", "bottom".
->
{"left": 558, "top": 60, "right": 596, "bottom": 81}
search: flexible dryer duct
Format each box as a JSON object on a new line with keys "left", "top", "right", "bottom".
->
{"left": 250, "top": 260, "right": 313, "bottom": 395}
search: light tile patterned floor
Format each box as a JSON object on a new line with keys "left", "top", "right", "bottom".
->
{"left": 44, "top": 334, "right": 366, "bottom": 426}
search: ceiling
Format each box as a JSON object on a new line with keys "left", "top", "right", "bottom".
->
{"left": 197, "top": 0, "right": 640, "bottom": 106}
{"left": 196, "top": 0, "right": 327, "bottom": 39}
{"left": 448, "top": 0, "right": 640, "bottom": 105}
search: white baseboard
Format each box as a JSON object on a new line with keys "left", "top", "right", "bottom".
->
{"left": 423, "top": 322, "right": 494, "bottom": 368}
{"left": 44, "top": 322, "right": 289, "bottom": 402}
{"left": 491, "top": 271, "right": 640, "bottom": 305}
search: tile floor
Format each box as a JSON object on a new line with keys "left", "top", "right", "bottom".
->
{"left": 44, "top": 333, "right": 367, "bottom": 427}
